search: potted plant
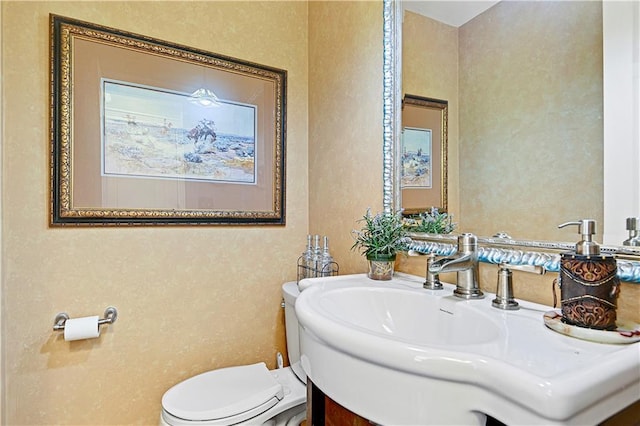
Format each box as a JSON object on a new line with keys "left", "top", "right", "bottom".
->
{"left": 351, "top": 208, "right": 409, "bottom": 280}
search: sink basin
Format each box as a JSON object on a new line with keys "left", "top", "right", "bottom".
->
{"left": 313, "top": 286, "right": 500, "bottom": 346}
{"left": 296, "top": 273, "right": 640, "bottom": 425}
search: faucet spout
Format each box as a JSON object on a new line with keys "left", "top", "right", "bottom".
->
{"left": 429, "top": 253, "right": 474, "bottom": 274}
{"left": 429, "top": 233, "right": 484, "bottom": 299}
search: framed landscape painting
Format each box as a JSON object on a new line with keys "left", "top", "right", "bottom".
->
{"left": 401, "top": 127, "right": 432, "bottom": 189}
{"left": 50, "top": 15, "right": 286, "bottom": 226}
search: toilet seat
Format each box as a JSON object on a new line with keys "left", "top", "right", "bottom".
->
{"left": 162, "top": 362, "right": 284, "bottom": 423}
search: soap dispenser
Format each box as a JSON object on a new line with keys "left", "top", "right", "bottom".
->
{"left": 557, "top": 219, "right": 620, "bottom": 330}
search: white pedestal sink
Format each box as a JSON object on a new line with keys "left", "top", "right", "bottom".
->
{"left": 296, "top": 273, "right": 640, "bottom": 425}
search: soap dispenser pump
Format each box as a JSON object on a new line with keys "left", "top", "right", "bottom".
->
{"left": 558, "top": 219, "right": 600, "bottom": 255}
{"left": 623, "top": 217, "right": 640, "bottom": 246}
{"left": 557, "top": 219, "right": 620, "bottom": 330}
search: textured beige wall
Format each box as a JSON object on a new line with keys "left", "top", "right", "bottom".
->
{"left": 402, "top": 10, "right": 459, "bottom": 220}
{"left": 1, "top": 1, "right": 310, "bottom": 424}
{"left": 458, "top": 1, "right": 603, "bottom": 241}
{"left": 308, "top": 1, "right": 383, "bottom": 276}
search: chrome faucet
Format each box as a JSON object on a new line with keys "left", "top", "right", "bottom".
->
{"left": 428, "top": 233, "right": 484, "bottom": 299}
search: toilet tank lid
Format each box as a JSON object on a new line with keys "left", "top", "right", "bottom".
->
{"left": 282, "top": 281, "right": 300, "bottom": 304}
{"left": 162, "top": 362, "right": 284, "bottom": 421}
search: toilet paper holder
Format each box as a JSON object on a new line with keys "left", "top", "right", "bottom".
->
{"left": 52, "top": 306, "right": 118, "bottom": 331}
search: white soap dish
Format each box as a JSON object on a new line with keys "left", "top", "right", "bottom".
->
{"left": 543, "top": 310, "right": 640, "bottom": 344}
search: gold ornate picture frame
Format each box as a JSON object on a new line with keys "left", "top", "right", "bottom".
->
{"left": 50, "top": 15, "right": 286, "bottom": 226}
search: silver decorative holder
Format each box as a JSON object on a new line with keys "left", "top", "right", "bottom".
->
{"left": 297, "top": 257, "right": 339, "bottom": 282}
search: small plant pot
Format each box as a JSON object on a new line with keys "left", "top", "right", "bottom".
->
{"left": 366, "top": 254, "right": 396, "bottom": 280}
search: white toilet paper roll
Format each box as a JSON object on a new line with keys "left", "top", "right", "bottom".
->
{"left": 63, "top": 316, "right": 100, "bottom": 341}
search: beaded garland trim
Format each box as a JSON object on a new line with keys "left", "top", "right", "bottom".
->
{"left": 406, "top": 236, "right": 640, "bottom": 283}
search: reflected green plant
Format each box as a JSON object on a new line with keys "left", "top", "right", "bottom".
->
{"left": 404, "top": 207, "right": 457, "bottom": 234}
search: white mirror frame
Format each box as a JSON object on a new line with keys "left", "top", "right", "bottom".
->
{"left": 603, "top": 0, "right": 640, "bottom": 246}
{"left": 382, "top": 0, "right": 640, "bottom": 282}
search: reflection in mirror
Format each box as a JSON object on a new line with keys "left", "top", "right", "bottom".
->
{"left": 386, "top": 0, "right": 640, "bottom": 262}
{"left": 401, "top": 95, "right": 447, "bottom": 214}
{"left": 403, "top": 0, "right": 602, "bottom": 242}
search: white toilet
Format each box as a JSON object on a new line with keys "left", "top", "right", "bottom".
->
{"left": 160, "top": 282, "right": 307, "bottom": 426}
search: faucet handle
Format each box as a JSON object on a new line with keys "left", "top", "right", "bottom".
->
{"left": 501, "top": 263, "right": 546, "bottom": 275}
{"left": 492, "top": 266, "right": 519, "bottom": 310}
{"left": 424, "top": 253, "right": 443, "bottom": 290}
{"left": 406, "top": 251, "right": 443, "bottom": 290}
{"left": 491, "top": 263, "right": 545, "bottom": 311}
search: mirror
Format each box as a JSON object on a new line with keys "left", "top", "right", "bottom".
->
{"left": 383, "top": 0, "right": 640, "bottom": 259}
{"left": 401, "top": 95, "right": 448, "bottom": 214}
{"left": 382, "top": 0, "right": 640, "bottom": 259}
{"left": 401, "top": 0, "right": 603, "bottom": 242}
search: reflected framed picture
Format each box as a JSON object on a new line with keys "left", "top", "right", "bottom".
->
{"left": 401, "top": 95, "right": 448, "bottom": 213}
{"left": 50, "top": 14, "right": 286, "bottom": 226}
